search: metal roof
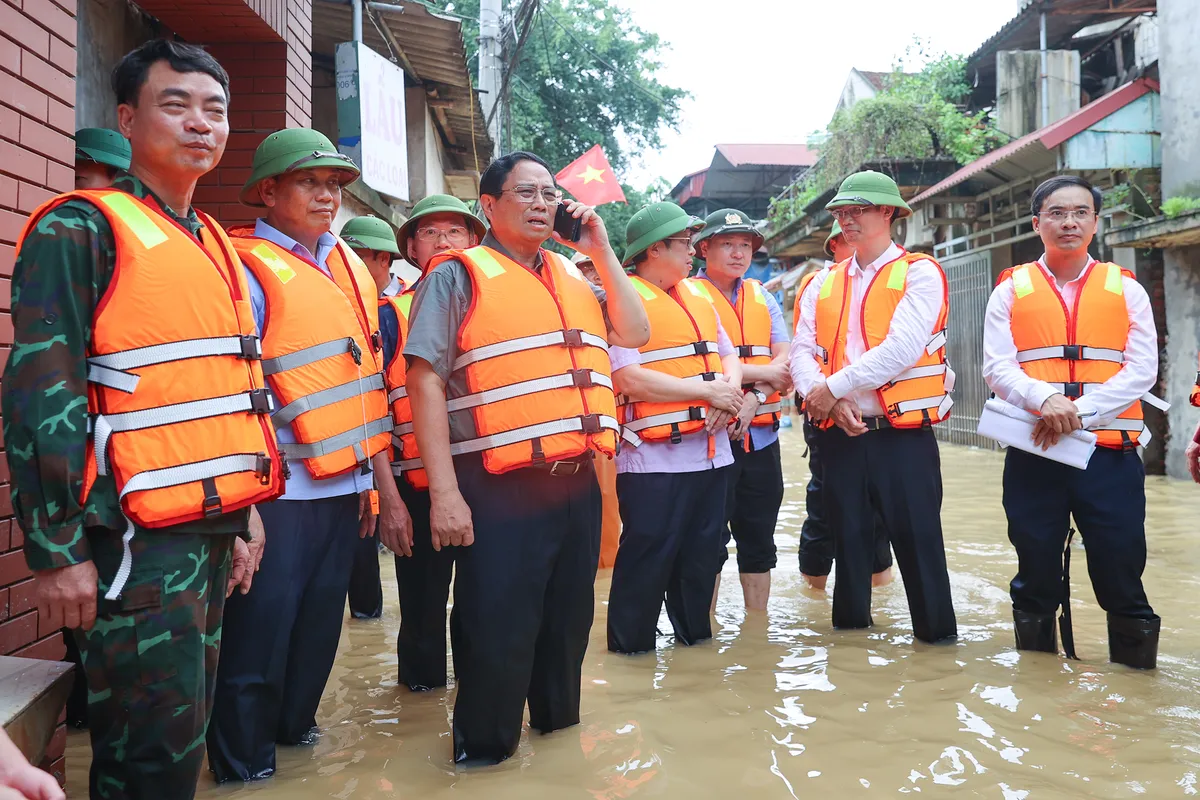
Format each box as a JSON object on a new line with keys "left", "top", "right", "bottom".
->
{"left": 911, "top": 77, "right": 1158, "bottom": 205}
{"left": 312, "top": 0, "right": 494, "bottom": 173}
{"left": 965, "top": 0, "right": 1156, "bottom": 108}
{"left": 714, "top": 143, "right": 818, "bottom": 168}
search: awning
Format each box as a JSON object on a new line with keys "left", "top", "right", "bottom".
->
{"left": 312, "top": 0, "right": 494, "bottom": 174}
{"left": 911, "top": 77, "right": 1158, "bottom": 205}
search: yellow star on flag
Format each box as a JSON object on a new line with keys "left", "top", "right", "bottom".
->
{"left": 577, "top": 164, "right": 607, "bottom": 184}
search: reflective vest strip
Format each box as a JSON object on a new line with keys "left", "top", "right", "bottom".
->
{"left": 640, "top": 341, "right": 718, "bottom": 365}
{"left": 447, "top": 414, "right": 619, "bottom": 457}
{"left": 446, "top": 370, "right": 612, "bottom": 413}
{"left": 1016, "top": 345, "right": 1124, "bottom": 364}
{"left": 452, "top": 329, "right": 609, "bottom": 371}
{"left": 87, "top": 334, "right": 260, "bottom": 373}
{"left": 271, "top": 372, "right": 386, "bottom": 427}
{"left": 262, "top": 338, "right": 355, "bottom": 376}
{"left": 277, "top": 415, "right": 392, "bottom": 460}
{"left": 97, "top": 193, "right": 169, "bottom": 250}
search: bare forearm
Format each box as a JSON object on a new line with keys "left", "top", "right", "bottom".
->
{"left": 371, "top": 451, "right": 401, "bottom": 507}
{"left": 615, "top": 366, "right": 714, "bottom": 405}
{"left": 594, "top": 247, "right": 650, "bottom": 347}
{"left": 721, "top": 354, "right": 742, "bottom": 387}
{"left": 408, "top": 366, "right": 461, "bottom": 498}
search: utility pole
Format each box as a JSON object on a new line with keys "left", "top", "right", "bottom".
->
{"left": 478, "top": 0, "right": 503, "bottom": 159}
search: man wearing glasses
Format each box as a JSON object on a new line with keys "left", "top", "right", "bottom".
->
{"left": 694, "top": 209, "right": 792, "bottom": 613}
{"left": 790, "top": 170, "right": 957, "bottom": 645}
{"left": 208, "top": 129, "right": 395, "bottom": 782}
{"left": 403, "top": 151, "right": 648, "bottom": 764}
{"left": 983, "top": 175, "right": 1161, "bottom": 668}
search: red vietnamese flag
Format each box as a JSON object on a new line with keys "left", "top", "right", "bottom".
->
{"left": 555, "top": 145, "right": 627, "bottom": 206}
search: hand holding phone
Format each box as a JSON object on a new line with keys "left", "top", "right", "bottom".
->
{"left": 554, "top": 203, "right": 583, "bottom": 242}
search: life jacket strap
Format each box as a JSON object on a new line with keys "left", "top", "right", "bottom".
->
{"left": 889, "top": 394, "right": 954, "bottom": 418}
{"left": 271, "top": 372, "right": 386, "bottom": 427}
{"left": 641, "top": 340, "right": 718, "bottom": 365}
{"left": 262, "top": 337, "right": 358, "bottom": 376}
{"left": 87, "top": 334, "right": 262, "bottom": 393}
{"left": 446, "top": 369, "right": 612, "bottom": 413}
{"left": 926, "top": 329, "right": 948, "bottom": 355}
{"left": 277, "top": 415, "right": 392, "bottom": 460}
{"left": 737, "top": 344, "right": 772, "bottom": 359}
{"left": 453, "top": 329, "right": 608, "bottom": 371}
{"left": 884, "top": 364, "right": 947, "bottom": 389}
{"left": 620, "top": 407, "right": 707, "bottom": 448}
{"left": 388, "top": 386, "right": 408, "bottom": 403}
{"left": 1016, "top": 345, "right": 1124, "bottom": 364}
{"left": 447, "top": 413, "right": 619, "bottom": 456}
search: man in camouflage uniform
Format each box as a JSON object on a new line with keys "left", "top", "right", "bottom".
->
{"left": 2, "top": 40, "right": 264, "bottom": 800}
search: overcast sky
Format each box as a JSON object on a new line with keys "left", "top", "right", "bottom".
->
{"left": 611, "top": 0, "right": 1022, "bottom": 188}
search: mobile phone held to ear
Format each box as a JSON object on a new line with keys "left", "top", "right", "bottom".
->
{"left": 554, "top": 204, "right": 583, "bottom": 242}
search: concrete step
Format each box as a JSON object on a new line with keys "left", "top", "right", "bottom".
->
{"left": 0, "top": 655, "right": 74, "bottom": 764}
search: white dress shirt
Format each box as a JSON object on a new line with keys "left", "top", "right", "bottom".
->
{"left": 982, "top": 257, "right": 1157, "bottom": 426}
{"left": 789, "top": 243, "right": 945, "bottom": 417}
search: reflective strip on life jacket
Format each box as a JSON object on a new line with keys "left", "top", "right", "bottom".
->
{"left": 737, "top": 344, "right": 772, "bottom": 358}
{"left": 1044, "top": 383, "right": 1170, "bottom": 413}
{"left": 389, "top": 414, "right": 621, "bottom": 469}
{"left": 453, "top": 328, "right": 609, "bottom": 370}
{"left": 447, "top": 369, "right": 612, "bottom": 412}
{"left": 278, "top": 416, "right": 393, "bottom": 461}
{"left": 262, "top": 337, "right": 361, "bottom": 376}
{"left": 388, "top": 386, "right": 407, "bottom": 403}
{"left": 271, "top": 373, "right": 386, "bottom": 427}
{"left": 640, "top": 340, "right": 719, "bottom": 365}
{"left": 703, "top": 276, "right": 781, "bottom": 429}
{"left": 1016, "top": 345, "right": 1125, "bottom": 364}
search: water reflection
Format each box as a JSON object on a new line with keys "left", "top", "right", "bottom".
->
{"left": 65, "top": 432, "right": 1200, "bottom": 797}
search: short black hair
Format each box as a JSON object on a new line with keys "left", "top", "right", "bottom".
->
{"left": 479, "top": 151, "right": 552, "bottom": 197}
{"left": 112, "top": 39, "right": 230, "bottom": 107}
{"left": 1031, "top": 175, "right": 1102, "bottom": 216}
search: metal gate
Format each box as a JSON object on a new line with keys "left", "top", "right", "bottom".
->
{"left": 939, "top": 250, "right": 995, "bottom": 449}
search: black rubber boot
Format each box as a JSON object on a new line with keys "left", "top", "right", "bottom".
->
{"left": 1107, "top": 614, "right": 1160, "bottom": 670}
{"left": 1013, "top": 609, "right": 1057, "bottom": 653}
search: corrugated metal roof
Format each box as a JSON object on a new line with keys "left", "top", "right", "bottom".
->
{"left": 911, "top": 77, "right": 1158, "bottom": 205}
{"left": 312, "top": 0, "right": 493, "bottom": 173}
{"left": 715, "top": 143, "right": 818, "bottom": 168}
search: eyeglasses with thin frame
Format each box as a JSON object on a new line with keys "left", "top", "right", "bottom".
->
{"left": 829, "top": 205, "right": 878, "bottom": 222}
{"left": 415, "top": 225, "right": 471, "bottom": 243}
{"left": 663, "top": 235, "right": 694, "bottom": 246}
{"left": 500, "top": 185, "right": 561, "bottom": 205}
{"left": 1038, "top": 209, "right": 1096, "bottom": 223}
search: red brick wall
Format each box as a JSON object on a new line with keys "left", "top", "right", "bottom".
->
{"left": 0, "top": 0, "right": 76, "bottom": 781}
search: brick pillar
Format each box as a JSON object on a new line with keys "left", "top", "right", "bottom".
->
{"left": 0, "top": 0, "right": 76, "bottom": 785}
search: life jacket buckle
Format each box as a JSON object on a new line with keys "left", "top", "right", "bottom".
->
{"left": 737, "top": 344, "right": 754, "bottom": 358}
{"left": 1194, "top": 370, "right": 1200, "bottom": 385}
{"left": 248, "top": 388, "right": 272, "bottom": 414}
{"left": 254, "top": 452, "right": 273, "bottom": 485}
{"left": 371, "top": 331, "right": 383, "bottom": 353}
{"left": 692, "top": 342, "right": 710, "bottom": 356}
{"left": 570, "top": 368, "right": 595, "bottom": 388}
{"left": 1064, "top": 381, "right": 1083, "bottom": 399}
{"left": 1062, "top": 344, "right": 1082, "bottom": 361}
{"left": 202, "top": 483, "right": 223, "bottom": 518}
{"left": 348, "top": 337, "right": 363, "bottom": 365}
{"left": 700, "top": 372, "right": 717, "bottom": 382}
{"left": 239, "top": 334, "right": 262, "bottom": 360}
{"left": 280, "top": 454, "right": 292, "bottom": 480}
{"left": 562, "top": 328, "right": 585, "bottom": 348}
{"left": 579, "top": 413, "right": 603, "bottom": 435}
{"left": 687, "top": 406, "right": 705, "bottom": 422}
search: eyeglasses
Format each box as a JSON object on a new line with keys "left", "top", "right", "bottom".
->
{"left": 664, "top": 236, "right": 694, "bottom": 246}
{"left": 415, "top": 225, "right": 471, "bottom": 243}
{"left": 1038, "top": 209, "right": 1096, "bottom": 222}
{"left": 829, "top": 205, "right": 877, "bottom": 222}
{"left": 501, "top": 185, "right": 561, "bottom": 205}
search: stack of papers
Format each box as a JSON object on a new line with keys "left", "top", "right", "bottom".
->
{"left": 976, "top": 398, "right": 1097, "bottom": 469}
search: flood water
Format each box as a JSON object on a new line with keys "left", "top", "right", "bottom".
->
{"left": 65, "top": 429, "right": 1200, "bottom": 798}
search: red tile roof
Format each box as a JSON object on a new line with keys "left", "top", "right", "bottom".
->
{"left": 911, "top": 78, "right": 1159, "bottom": 205}
{"left": 715, "top": 143, "right": 818, "bottom": 168}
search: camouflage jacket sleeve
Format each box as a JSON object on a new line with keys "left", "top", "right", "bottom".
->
{"left": 2, "top": 202, "right": 113, "bottom": 571}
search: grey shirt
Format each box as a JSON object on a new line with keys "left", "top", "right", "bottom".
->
{"left": 403, "top": 231, "right": 608, "bottom": 442}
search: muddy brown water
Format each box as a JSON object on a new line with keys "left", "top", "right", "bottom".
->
{"left": 65, "top": 431, "right": 1200, "bottom": 798}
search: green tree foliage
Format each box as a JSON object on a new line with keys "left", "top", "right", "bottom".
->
{"left": 435, "top": 0, "right": 686, "bottom": 175}
{"left": 767, "top": 49, "right": 1003, "bottom": 232}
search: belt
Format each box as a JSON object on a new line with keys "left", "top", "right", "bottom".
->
{"left": 529, "top": 454, "right": 595, "bottom": 476}
{"left": 861, "top": 415, "right": 892, "bottom": 431}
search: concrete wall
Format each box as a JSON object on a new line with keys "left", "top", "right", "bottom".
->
{"left": 1158, "top": 0, "right": 1200, "bottom": 478}
{"left": 75, "top": 0, "right": 156, "bottom": 129}
{"left": 995, "top": 50, "right": 1080, "bottom": 140}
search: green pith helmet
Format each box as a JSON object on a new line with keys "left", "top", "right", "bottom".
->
{"left": 340, "top": 215, "right": 400, "bottom": 257}
{"left": 692, "top": 207, "right": 765, "bottom": 257}
{"left": 75, "top": 128, "right": 131, "bottom": 171}
{"left": 240, "top": 128, "right": 361, "bottom": 207}
{"left": 824, "top": 221, "right": 843, "bottom": 258}
{"left": 825, "top": 170, "right": 912, "bottom": 219}
{"left": 395, "top": 194, "right": 486, "bottom": 254}
{"left": 622, "top": 201, "right": 704, "bottom": 266}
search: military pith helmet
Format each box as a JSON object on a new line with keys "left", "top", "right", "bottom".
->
{"left": 240, "top": 128, "right": 361, "bottom": 207}
{"left": 693, "top": 207, "right": 765, "bottom": 257}
{"left": 825, "top": 170, "right": 912, "bottom": 219}
{"left": 824, "top": 221, "right": 843, "bottom": 258}
{"left": 340, "top": 216, "right": 400, "bottom": 257}
{"left": 395, "top": 194, "right": 486, "bottom": 254}
{"left": 75, "top": 128, "right": 131, "bottom": 171}
{"left": 622, "top": 202, "right": 704, "bottom": 266}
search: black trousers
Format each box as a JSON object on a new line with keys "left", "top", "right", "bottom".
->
{"left": 347, "top": 527, "right": 383, "bottom": 619}
{"left": 798, "top": 418, "right": 893, "bottom": 577}
{"left": 719, "top": 438, "right": 784, "bottom": 573}
{"left": 451, "top": 455, "right": 601, "bottom": 765}
{"left": 817, "top": 426, "right": 957, "bottom": 643}
{"left": 207, "top": 494, "right": 360, "bottom": 782}
{"left": 394, "top": 480, "right": 457, "bottom": 690}
{"left": 608, "top": 467, "right": 729, "bottom": 654}
{"left": 1003, "top": 446, "right": 1154, "bottom": 619}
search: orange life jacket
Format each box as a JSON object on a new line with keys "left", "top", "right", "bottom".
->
{"left": 1191, "top": 352, "right": 1200, "bottom": 408}
{"left": 813, "top": 251, "right": 952, "bottom": 428}
{"left": 999, "top": 260, "right": 1152, "bottom": 450}
{"left": 232, "top": 230, "right": 392, "bottom": 479}
{"left": 616, "top": 276, "right": 724, "bottom": 449}
{"left": 792, "top": 270, "right": 819, "bottom": 334}
{"left": 16, "top": 190, "right": 285, "bottom": 539}
{"left": 703, "top": 277, "right": 782, "bottom": 429}
{"left": 381, "top": 291, "right": 428, "bottom": 490}
{"left": 426, "top": 245, "right": 618, "bottom": 474}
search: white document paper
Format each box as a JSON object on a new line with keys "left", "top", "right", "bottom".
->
{"left": 976, "top": 398, "right": 1098, "bottom": 470}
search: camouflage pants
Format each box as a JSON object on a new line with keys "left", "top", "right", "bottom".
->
{"left": 75, "top": 528, "right": 235, "bottom": 800}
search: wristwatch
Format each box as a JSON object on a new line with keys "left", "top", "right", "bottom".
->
{"left": 750, "top": 389, "right": 768, "bottom": 404}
